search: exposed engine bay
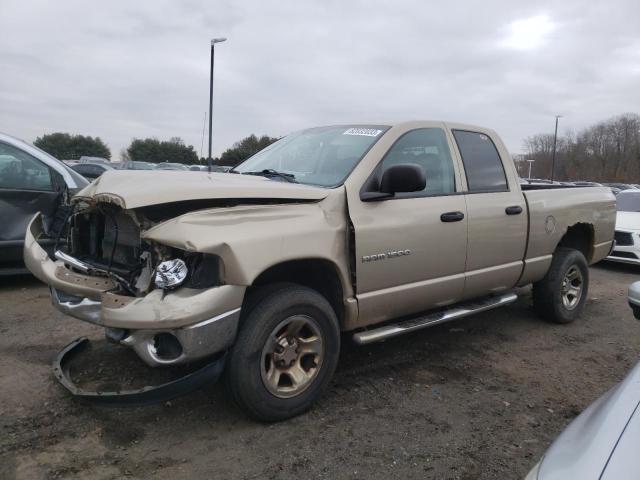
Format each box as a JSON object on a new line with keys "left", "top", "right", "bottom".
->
{"left": 59, "top": 199, "right": 221, "bottom": 297}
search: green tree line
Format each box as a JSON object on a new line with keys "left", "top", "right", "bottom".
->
{"left": 126, "top": 137, "right": 198, "bottom": 164}
{"left": 34, "top": 132, "right": 279, "bottom": 166}
{"left": 34, "top": 133, "right": 111, "bottom": 160}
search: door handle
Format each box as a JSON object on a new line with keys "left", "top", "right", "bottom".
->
{"left": 440, "top": 211, "right": 465, "bottom": 222}
{"left": 505, "top": 205, "right": 523, "bottom": 215}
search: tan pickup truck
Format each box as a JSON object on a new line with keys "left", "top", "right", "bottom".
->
{"left": 24, "top": 121, "right": 615, "bottom": 420}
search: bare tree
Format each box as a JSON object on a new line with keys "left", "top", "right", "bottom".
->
{"left": 523, "top": 113, "right": 640, "bottom": 182}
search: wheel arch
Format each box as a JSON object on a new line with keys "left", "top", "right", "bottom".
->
{"left": 245, "top": 258, "right": 347, "bottom": 327}
{"left": 557, "top": 222, "right": 595, "bottom": 262}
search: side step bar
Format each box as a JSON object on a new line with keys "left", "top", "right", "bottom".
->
{"left": 353, "top": 292, "right": 518, "bottom": 345}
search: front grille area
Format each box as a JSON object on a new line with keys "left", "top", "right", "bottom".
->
{"left": 614, "top": 231, "right": 634, "bottom": 246}
{"left": 610, "top": 250, "right": 638, "bottom": 259}
{"left": 69, "top": 209, "right": 142, "bottom": 275}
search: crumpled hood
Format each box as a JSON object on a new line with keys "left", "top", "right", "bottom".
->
{"left": 73, "top": 170, "right": 328, "bottom": 209}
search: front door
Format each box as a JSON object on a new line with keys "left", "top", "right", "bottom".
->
{"left": 348, "top": 127, "right": 468, "bottom": 327}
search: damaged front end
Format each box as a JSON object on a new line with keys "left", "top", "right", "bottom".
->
{"left": 24, "top": 197, "right": 246, "bottom": 405}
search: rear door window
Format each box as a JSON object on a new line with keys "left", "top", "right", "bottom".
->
{"left": 452, "top": 130, "right": 508, "bottom": 192}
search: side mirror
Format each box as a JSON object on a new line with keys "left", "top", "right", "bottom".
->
{"left": 380, "top": 163, "right": 426, "bottom": 194}
{"left": 628, "top": 282, "right": 640, "bottom": 320}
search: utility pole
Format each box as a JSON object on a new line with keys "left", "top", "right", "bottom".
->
{"left": 550, "top": 115, "right": 562, "bottom": 181}
{"left": 208, "top": 37, "right": 227, "bottom": 173}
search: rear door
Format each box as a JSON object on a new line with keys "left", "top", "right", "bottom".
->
{"left": 449, "top": 128, "right": 527, "bottom": 299}
{"left": 348, "top": 126, "right": 468, "bottom": 327}
{"left": 0, "top": 141, "right": 62, "bottom": 270}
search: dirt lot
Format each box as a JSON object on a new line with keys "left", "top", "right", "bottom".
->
{"left": 1, "top": 263, "right": 639, "bottom": 480}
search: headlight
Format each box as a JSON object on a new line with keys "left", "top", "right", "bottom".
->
{"left": 155, "top": 259, "right": 188, "bottom": 289}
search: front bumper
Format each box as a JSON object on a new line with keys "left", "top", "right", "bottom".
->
{"left": 606, "top": 252, "right": 640, "bottom": 265}
{"left": 52, "top": 288, "right": 241, "bottom": 366}
{"left": 24, "top": 213, "right": 246, "bottom": 367}
{"left": 54, "top": 337, "right": 226, "bottom": 406}
{"left": 606, "top": 230, "right": 640, "bottom": 265}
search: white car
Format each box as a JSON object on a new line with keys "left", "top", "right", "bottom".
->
{"left": 607, "top": 189, "right": 640, "bottom": 265}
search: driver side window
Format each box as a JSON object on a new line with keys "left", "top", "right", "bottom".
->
{"left": 0, "top": 142, "right": 53, "bottom": 191}
{"left": 379, "top": 128, "right": 455, "bottom": 197}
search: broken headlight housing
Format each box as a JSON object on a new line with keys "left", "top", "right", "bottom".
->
{"left": 154, "top": 259, "right": 188, "bottom": 289}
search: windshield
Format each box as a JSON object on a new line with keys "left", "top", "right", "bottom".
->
{"left": 233, "top": 125, "right": 389, "bottom": 187}
{"left": 617, "top": 191, "right": 640, "bottom": 212}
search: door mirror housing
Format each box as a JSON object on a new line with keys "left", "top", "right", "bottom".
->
{"left": 380, "top": 163, "right": 426, "bottom": 194}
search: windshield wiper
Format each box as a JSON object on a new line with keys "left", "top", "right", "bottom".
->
{"left": 241, "top": 169, "right": 296, "bottom": 183}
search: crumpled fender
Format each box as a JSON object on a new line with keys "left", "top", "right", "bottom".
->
{"left": 141, "top": 190, "right": 353, "bottom": 292}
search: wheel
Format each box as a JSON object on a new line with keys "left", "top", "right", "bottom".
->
{"left": 533, "top": 247, "right": 589, "bottom": 324}
{"left": 225, "top": 283, "right": 340, "bottom": 422}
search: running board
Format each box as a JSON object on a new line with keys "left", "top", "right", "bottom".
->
{"left": 352, "top": 292, "right": 518, "bottom": 345}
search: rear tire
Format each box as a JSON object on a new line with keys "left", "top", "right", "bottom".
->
{"left": 533, "top": 247, "right": 589, "bottom": 324}
{"left": 226, "top": 284, "right": 340, "bottom": 422}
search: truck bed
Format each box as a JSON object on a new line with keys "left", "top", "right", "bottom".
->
{"left": 517, "top": 186, "right": 616, "bottom": 286}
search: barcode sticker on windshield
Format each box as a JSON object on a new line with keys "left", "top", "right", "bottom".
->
{"left": 343, "top": 128, "right": 383, "bottom": 137}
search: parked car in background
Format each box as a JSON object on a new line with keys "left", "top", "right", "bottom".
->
{"left": 610, "top": 186, "right": 622, "bottom": 195}
{"left": 189, "top": 165, "right": 231, "bottom": 172}
{"left": 154, "top": 162, "right": 189, "bottom": 171}
{"left": 572, "top": 181, "right": 603, "bottom": 187}
{"left": 604, "top": 182, "right": 633, "bottom": 191}
{"left": 0, "top": 132, "right": 88, "bottom": 274}
{"left": 525, "top": 284, "right": 640, "bottom": 480}
{"left": 607, "top": 189, "right": 640, "bottom": 265}
{"left": 71, "top": 162, "right": 115, "bottom": 180}
{"left": 79, "top": 156, "right": 111, "bottom": 165}
{"left": 120, "top": 160, "right": 156, "bottom": 170}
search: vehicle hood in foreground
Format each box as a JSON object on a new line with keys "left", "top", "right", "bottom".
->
{"left": 615, "top": 211, "right": 640, "bottom": 231}
{"left": 74, "top": 170, "right": 328, "bottom": 209}
{"left": 537, "top": 360, "right": 640, "bottom": 480}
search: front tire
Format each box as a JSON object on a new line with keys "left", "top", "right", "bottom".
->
{"left": 533, "top": 247, "right": 589, "bottom": 324}
{"left": 226, "top": 284, "right": 340, "bottom": 422}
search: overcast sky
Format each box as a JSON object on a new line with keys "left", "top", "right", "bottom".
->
{"left": 1, "top": 0, "right": 639, "bottom": 160}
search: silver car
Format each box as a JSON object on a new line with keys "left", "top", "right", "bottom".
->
{"left": 526, "top": 282, "right": 640, "bottom": 479}
{"left": 0, "top": 132, "right": 88, "bottom": 274}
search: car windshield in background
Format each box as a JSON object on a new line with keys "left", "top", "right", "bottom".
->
{"left": 233, "top": 125, "right": 389, "bottom": 187}
{"left": 155, "top": 163, "right": 189, "bottom": 170}
{"left": 616, "top": 191, "right": 640, "bottom": 211}
{"left": 130, "top": 161, "right": 154, "bottom": 170}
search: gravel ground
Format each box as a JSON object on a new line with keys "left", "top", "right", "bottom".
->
{"left": 1, "top": 262, "right": 639, "bottom": 480}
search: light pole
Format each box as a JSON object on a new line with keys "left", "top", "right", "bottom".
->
{"left": 199, "top": 111, "right": 207, "bottom": 161}
{"left": 208, "top": 37, "right": 227, "bottom": 173}
{"left": 527, "top": 159, "right": 535, "bottom": 179}
{"left": 550, "top": 115, "right": 562, "bottom": 181}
